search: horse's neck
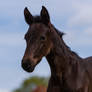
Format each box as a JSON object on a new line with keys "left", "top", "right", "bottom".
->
{"left": 46, "top": 32, "right": 81, "bottom": 78}
{"left": 46, "top": 35, "right": 69, "bottom": 75}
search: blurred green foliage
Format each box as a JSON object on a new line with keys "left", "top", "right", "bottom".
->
{"left": 13, "top": 76, "right": 49, "bottom": 92}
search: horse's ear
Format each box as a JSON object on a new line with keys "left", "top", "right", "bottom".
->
{"left": 40, "top": 6, "right": 50, "bottom": 25}
{"left": 24, "top": 7, "right": 33, "bottom": 25}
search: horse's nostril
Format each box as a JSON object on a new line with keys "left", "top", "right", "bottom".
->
{"left": 22, "top": 59, "right": 30, "bottom": 68}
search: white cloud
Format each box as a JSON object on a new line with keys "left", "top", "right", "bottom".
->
{"left": 0, "top": 89, "right": 10, "bottom": 92}
{"left": 0, "top": 32, "right": 25, "bottom": 46}
{"left": 67, "top": 1, "right": 92, "bottom": 27}
{"left": 61, "top": 0, "right": 92, "bottom": 49}
{"left": 84, "top": 27, "right": 92, "bottom": 36}
{"left": 64, "top": 28, "right": 92, "bottom": 48}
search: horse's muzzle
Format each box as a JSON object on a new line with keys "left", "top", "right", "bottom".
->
{"left": 21, "top": 59, "right": 35, "bottom": 72}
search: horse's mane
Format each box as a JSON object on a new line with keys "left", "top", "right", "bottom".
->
{"left": 52, "top": 25, "right": 79, "bottom": 58}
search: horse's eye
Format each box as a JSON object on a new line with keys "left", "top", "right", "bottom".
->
{"left": 40, "top": 36, "right": 46, "bottom": 41}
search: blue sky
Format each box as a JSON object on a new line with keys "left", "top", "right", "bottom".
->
{"left": 0, "top": 0, "right": 92, "bottom": 92}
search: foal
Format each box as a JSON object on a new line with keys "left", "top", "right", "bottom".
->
{"left": 22, "top": 6, "right": 92, "bottom": 92}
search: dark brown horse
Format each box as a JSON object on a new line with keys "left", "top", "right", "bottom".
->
{"left": 22, "top": 6, "right": 92, "bottom": 92}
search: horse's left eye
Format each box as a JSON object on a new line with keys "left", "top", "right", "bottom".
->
{"left": 40, "top": 36, "right": 46, "bottom": 41}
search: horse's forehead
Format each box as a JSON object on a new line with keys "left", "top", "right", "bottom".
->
{"left": 31, "top": 23, "right": 48, "bottom": 33}
{"left": 25, "top": 23, "right": 49, "bottom": 39}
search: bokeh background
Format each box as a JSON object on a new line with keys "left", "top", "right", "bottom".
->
{"left": 0, "top": 0, "right": 92, "bottom": 92}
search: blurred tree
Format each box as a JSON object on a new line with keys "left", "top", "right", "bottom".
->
{"left": 13, "top": 76, "right": 49, "bottom": 92}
